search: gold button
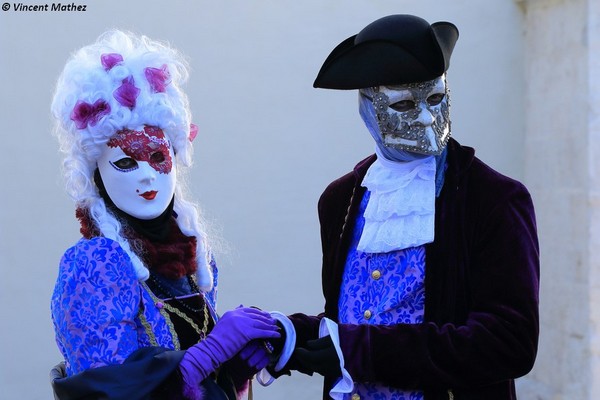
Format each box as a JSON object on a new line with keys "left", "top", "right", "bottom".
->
{"left": 364, "top": 310, "right": 372, "bottom": 319}
{"left": 371, "top": 270, "right": 381, "bottom": 280}
{"left": 351, "top": 394, "right": 361, "bottom": 400}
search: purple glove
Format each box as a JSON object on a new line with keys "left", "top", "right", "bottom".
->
{"left": 238, "top": 340, "right": 272, "bottom": 371}
{"left": 224, "top": 340, "right": 272, "bottom": 390}
{"left": 179, "top": 307, "right": 280, "bottom": 396}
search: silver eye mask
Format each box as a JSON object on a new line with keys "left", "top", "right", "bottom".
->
{"left": 361, "top": 76, "right": 451, "bottom": 156}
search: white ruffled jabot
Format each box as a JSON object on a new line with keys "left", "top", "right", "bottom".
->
{"left": 357, "top": 147, "right": 436, "bottom": 253}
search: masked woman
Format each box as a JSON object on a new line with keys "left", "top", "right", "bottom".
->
{"left": 49, "top": 30, "right": 280, "bottom": 400}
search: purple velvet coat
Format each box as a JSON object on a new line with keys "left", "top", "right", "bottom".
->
{"left": 288, "top": 139, "right": 540, "bottom": 399}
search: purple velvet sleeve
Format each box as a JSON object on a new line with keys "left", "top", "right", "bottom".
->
{"left": 338, "top": 183, "right": 539, "bottom": 389}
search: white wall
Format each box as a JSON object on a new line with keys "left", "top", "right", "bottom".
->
{"left": 0, "top": 1, "right": 526, "bottom": 399}
{"left": 516, "top": 0, "right": 600, "bottom": 398}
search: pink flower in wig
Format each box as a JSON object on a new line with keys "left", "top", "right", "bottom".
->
{"left": 113, "top": 76, "right": 140, "bottom": 109}
{"left": 100, "top": 53, "right": 123, "bottom": 71}
{"left": 189, "top": 123, "right": 198, "bottom": 142}
{"left": 145, "top": 64, "right": 171, "bottom": 93}
{"left": 70, "top": 99, "right": 111, "bottom": 129}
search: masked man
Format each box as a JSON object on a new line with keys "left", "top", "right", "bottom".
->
{"left": 263, "top": 14, "right": 540, "bottom": 400}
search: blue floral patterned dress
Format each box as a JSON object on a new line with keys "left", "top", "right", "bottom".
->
{"left": 338, "top": 191, "right": 425, "bottom": 400}
{"left": 51, "top": 236, "right": 218, "bottom": 376}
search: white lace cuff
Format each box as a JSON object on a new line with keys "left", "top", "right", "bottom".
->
{"left": 320, "top": 318, "right": 353, "bottom": 399}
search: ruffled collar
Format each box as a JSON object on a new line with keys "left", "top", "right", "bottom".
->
{"left": 357, "top": 147, "right": 436, "bottom": 253}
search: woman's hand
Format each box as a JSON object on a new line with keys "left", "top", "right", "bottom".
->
{"left": 208, "top": 307, "right": 280, "bottom": 359}
{"left": 179, "top": 306, "right": 280, "bottom": 394}
{"left": 237, "top": 340, "right": 272, "bottom": 371}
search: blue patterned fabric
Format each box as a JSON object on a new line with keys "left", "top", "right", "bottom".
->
{"left": 338, "top": 191, "right": 425, "bottom": 399}
{"left": 51, "top": 236, "right": 218, "bottom": 376}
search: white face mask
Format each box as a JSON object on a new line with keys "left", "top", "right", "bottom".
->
{"left": 361, "top": 75, "right": 450, "bottom": 156}
{"left": 97, "top": 126, "right": 176, "bottom": 220}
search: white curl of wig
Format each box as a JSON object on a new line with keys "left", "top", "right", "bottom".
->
{"left": 51, "top": 29, "right": 213, "bottom": 291}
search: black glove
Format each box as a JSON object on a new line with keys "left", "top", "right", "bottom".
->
{"left": 291, "top": 335, "right": 342, "bottom": 378}
{"left": 266, "top": 320, "right": 286, "bottom": 357}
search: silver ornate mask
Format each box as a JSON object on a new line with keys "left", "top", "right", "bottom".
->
{"left": 361, "top": 75, "right": 451, "bottom": 156}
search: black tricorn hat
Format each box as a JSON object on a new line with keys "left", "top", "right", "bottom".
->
{"left": 313, "top": 14, "right": 459, "bottom": 89}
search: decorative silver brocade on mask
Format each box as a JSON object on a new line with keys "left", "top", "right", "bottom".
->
{"left": 364, "top": 76, "right": 451, "bottom": 156}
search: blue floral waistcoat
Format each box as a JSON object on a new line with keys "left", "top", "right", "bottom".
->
{"left": 339, "top": 191, "right": 426, "bottom": 400}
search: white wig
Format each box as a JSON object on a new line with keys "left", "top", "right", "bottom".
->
{"left": 51, "top": 30, "right": 213, "bottom": 290}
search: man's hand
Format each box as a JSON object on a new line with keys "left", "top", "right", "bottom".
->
{"left": 292, "top": 335, "right": 342, "bottom": 378}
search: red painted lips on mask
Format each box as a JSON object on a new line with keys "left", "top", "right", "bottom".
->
{"left": 140, "top": 190, "right": 158, "bottom": 200}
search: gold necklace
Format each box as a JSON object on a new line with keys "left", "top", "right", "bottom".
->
{"left": 161, "top": 299, "right": 210, "bottom": 338}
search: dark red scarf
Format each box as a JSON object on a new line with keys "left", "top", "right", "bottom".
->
{"left": 76, "top": 207, "right": 197, "bottom": 279}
